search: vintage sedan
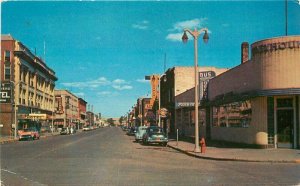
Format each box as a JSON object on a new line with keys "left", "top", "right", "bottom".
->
{"left": 126, "top": 126, "right": 137, "bottom": 136}
{"left": 142, "top": 126, "right": 168, "bottom": 146}
{"left": 18, "top": 128, "right": 40, "bottom": 141}
{"left": 135, "top": 126, "right": 148, "bottom": 142}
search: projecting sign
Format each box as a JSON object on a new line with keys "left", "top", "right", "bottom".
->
{"left": 0, "top": 83, "right": 12, "bottom": 103}
{"left": 199, "top": 71, "right": 216, "bottom": 101}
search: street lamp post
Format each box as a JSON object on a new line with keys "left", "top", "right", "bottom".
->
{"left": 182, "top": 28, "right": 209, "bottom": 153}
{"left": 158, "top": 74, "right": 166, "bottom": 128}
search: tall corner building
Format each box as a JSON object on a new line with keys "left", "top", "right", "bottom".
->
{"left": 1, "top": 34, "right": 58, "bottom": 135}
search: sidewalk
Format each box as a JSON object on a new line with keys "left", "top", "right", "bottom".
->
{"left": 0, "top": 131, "right": 61, "bottom": 144}
{"left": 167, "top": 140, "right": 300, "bottom": 163}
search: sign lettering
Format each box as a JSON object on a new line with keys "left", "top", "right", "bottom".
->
{"left": 199, "top": 71, "right": 216, "bottom": 100}
{"left": 252, "top": 40, "right": 300, "bottom": 54}
{"left": 0, "top": 83, "right": 11, "bottom": 103}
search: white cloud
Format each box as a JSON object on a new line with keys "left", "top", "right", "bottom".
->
{"left": 166, "top": 33, "right": 183, "bottom": 42}
{"left": 113, "top": 79, "right": 126, "bottom": 84}
{"left": 61, "top": 77, "right": 109, "bottom": 89}
{"left": 112, "top": 85, "right": 133, "bottom": 90}
{"left": 61, "top": 77, "right": 133, "bottom": 91}
{"left": 97, "top": 91, "right": 111, "bottom": 95}
{"left": 74, "top": 92, "right": 85, "bottom": 97}
{"left": 171, "top": 18, "right": 207, "bottom": 31}
{"left": 132, "top": 20, "right": 149, "bottom": 30}
{"left": 136, "top": 79, "right": 149, "bottom": 83}
{"left": 166, "top": 18, "right": 209, "bottom": 42}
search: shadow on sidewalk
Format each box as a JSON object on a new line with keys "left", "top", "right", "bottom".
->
{"left": 169, "top": 135, "right": 262, "bottom": 149}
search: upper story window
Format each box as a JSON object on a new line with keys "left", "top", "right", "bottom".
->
{"left": 4, "top": 61, "right": 11, "bottom": 80}
{"left": 4, "top": 50, "right": 10, "bottom": 62}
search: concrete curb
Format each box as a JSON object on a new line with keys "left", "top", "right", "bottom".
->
{"left": 167, "top": 144, "right": 300, "bottom": 164}
{"left": 1, "top": 133, "right": 61, "bottom": 144}
{"left": 0, "top": 138, "right": 18, "bottom": 144}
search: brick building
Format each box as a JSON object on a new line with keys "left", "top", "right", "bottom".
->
{"left": 0, "top": 35, "right": 57, "bottom": 135}
{"left": 78, "top": 98, "right": 87, "bottom": 128}
{"left": 54, "top": 90, "right": 79, "bottom": 128}
{"left": 135, "top": 97, "right": 152, "bottom": 126}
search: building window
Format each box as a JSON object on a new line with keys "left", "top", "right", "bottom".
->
{"left": 4, "top": 50, "right": 10, "bottom": 62}
{"left": 277, "top": 98, "right": 293, "bottom": 108}
{"left": 4, "top": 62, "right": 11, "bottom": 80}
{"left": 213, "top": 100, "right": 252, "bottom": 128}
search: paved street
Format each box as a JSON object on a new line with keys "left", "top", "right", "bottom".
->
{"left": 1, "top": 127, "right": 300, "bottom": 186}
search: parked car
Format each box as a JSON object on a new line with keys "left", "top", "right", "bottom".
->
{"left": 142, "top": 126, "right": 168, "bottom": 146}
{"left": 83, "top": 126, "right": 91, "bottom": 131}
{"left": 18, "top": 128, "right": 40, "bottom": 141}
{"left": 135, "top": 126, "right": 148, "bottom": 142}
{"left": 126, "top": 126, "right": 137, "bottom": 136}
{"left": 40, "top": 126, "right": 51, "bottom": 133}
{"left": 60, "top": 128, "right": 69, "bottom": 135}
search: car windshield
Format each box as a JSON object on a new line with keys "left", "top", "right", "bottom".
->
{"left": 149, "top": 128, "right": 164, "bottom": 134}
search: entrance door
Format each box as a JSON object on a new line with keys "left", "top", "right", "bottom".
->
{"left": 277, "top": 109, "right": 294, "bottom": 148}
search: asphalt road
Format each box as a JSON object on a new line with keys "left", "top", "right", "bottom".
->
{"left": 1, "top": 127, "right": 300, "bottom": 186}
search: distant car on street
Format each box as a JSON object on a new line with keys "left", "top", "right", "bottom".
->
{"left": 18, "top": 128, "right": 40, "bottom": 141}
{"left": 83, "top": 126, "right": 91, "bottom": 131}
{"left": 142, "top": 126, "right": 168, "bottom": 146}
{"left": 135, "top": 126, "right": 148, "bottom": 142}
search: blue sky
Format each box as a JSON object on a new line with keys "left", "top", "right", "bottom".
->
{"left": 2, "top": 1, "right": 300, "bottom": 118}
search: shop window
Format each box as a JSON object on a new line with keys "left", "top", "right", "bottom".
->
{"left": 277, "top": 98, "right": 293, "bottom": 108}
{"left": 199, "top": 109, "right": 206, "bottom": 126}
{"left": 183, "top": 109, "right": 190, "bottom": 126}
{"left": 213, "top": 100, "right": 252, "bottom": 128}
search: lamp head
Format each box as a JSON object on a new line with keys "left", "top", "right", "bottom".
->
{"left": 163, "top": 76, "right": 167, "bottom": 82}
{"left": 203, "top": 30, "right": 209, "bottom": 43}
{"left": 182, "top": 31, "right": 188, "bottom": 43}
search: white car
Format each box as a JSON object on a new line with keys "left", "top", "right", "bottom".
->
{"left": 83, "top": 126, "right": 90, "bottom": 131}
{"left": 135, "top": 126, "right": 148, "bottom": 142}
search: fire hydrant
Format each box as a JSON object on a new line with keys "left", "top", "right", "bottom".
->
{"left": 200, "top": 137, "right": 206, "bottom": 153}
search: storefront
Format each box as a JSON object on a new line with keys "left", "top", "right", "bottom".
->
{"left": 207, "top": 36, "right": 300, "bottom": 149}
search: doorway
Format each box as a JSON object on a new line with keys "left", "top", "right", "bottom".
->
{"left": 276, "top": 98, "right": 294, "bottom": 148}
